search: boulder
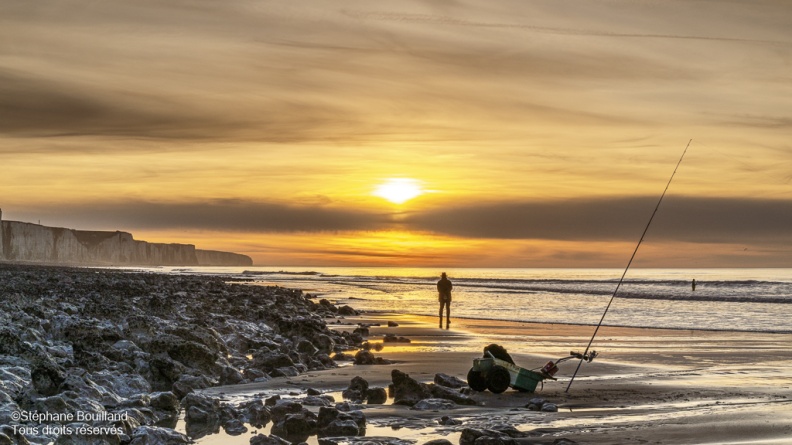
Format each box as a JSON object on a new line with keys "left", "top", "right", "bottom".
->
{"left": 240, "top": 399, "right": 271, "bottom": 428}
{"left": 271, "top": 411, "right": 318, "bottom": 443}
{"left": 223, "top": 418, "right": 248, "bottom": 436}
{"left": 353, "top": 350, "right": 376, "bottom": 365}
{"left": 391, "top": 369, "right": 431, "bottom": 406}
{"left": 366, "top": 387, "right": 388, "bottom": 405}
{"left": 337, "top": 306, "right": 358, "bottom": 316}
{"left": 149, "top": 392, "right": 180, "bottom": 412}
{"left": 182, "top": 393, "right": 221, "bottom": 439}
{"left": 321, "top": 419, "right": 362, "bottom": 437}
{"left": 342, "top": 376, "right": 369, "bottom": 402}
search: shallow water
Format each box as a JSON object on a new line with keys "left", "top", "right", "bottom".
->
{"left": 136, "top": 267, "right": 792, "bottom": 333}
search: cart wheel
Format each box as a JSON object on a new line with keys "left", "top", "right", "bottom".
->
{"left": 486, "top": 365, "right": 511, "bottom": 394}
{"left": 467, "top": 368, "right": 487, "bottom": 392}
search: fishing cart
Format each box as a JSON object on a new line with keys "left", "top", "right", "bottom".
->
{"left": 467, "top": 349, "right": 597, "bottom": 394}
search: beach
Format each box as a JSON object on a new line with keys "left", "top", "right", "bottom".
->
{"left": 206, "top": 312, "right": 792, "bottom": 444}
{"left": 1, "top": 264, "right": 791, "bottom": 445}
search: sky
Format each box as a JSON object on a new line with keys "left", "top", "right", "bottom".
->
{"left": 1, "top": 0, "right": 791, "bottom": 267}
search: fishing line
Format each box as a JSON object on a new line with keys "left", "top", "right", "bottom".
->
{"left": 565, "top": 139, "right": 693, "bottom": 392}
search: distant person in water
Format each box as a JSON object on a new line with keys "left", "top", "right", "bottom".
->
{"left": 437, "top": 272, "right": 453, "bottom": 329}
{"left": 692, "top": 278, "right": 696, "bottom": 291}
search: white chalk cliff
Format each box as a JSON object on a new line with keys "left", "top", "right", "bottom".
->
{"left": 0, "top": 211, "right": 252, "bottom": 266}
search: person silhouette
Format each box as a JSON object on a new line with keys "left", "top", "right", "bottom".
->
{"left": 437, "top": 272, "right": 453, "bottom": 329}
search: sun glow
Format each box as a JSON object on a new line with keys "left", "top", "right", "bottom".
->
{"left": 372, "top": 178, "right": 424, "bottom": 204}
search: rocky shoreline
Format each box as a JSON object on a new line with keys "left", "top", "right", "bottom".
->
{"left": 0, "top": 264, "right": 574, "bottom": 445}
{"left": 0, "top": 264, "right": 513, "bottom": 445}
{"left": 0, "top": 264, "right": 363, "bottom": 444}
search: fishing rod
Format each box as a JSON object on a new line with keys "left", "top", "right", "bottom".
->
{"left": 565, "top": 139, "right": 693, "bottom": 393}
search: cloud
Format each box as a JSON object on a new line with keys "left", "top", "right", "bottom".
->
{"left": 341, "top": 9, "right": 791, "bottom": 46}
{"left": 403, "top": 196, "right": 792, "bottom": 244}
{"left": 12, "top": 196, "right": 792, "bottom": 248}
{"left": 17, "top": 200, "right": 389, "bottom": 233}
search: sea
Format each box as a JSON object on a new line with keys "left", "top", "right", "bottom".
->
{"left": 145, "top": 267, "right": 792, "bottom": 334}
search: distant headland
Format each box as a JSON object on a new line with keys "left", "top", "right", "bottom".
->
{"left": 0, "top": 209, "right": 252, "bottom": 267}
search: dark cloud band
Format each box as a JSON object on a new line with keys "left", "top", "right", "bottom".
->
{"left": 15, "top": 196, "right": 792, "bottom": 245}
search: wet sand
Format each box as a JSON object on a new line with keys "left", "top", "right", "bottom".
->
{"left": 205, "top": 313, "right": 792, "bottom": 444}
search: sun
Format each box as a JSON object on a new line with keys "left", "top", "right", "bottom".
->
{"left": 372, "top": 178, "right": 424, "bottom": 204}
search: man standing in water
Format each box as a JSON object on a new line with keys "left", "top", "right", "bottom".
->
{"left": 437, "top": 272, "right": 453, "bottom": 329}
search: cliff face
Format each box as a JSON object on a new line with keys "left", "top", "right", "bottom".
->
{"left": 0, "top": 220, "right": 252, "bottom": 267}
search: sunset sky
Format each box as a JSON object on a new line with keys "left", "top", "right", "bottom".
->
{"left": 2, "top": 0, "right": 791, "bottom": 267}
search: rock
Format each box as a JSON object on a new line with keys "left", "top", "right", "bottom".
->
{"left": 552, "top": 439, "right": 578, "bottom": 444}
{"left": 459, "top": 428, "right": 517, "bottom": 445}
{"left": 129, "top": 426, "right": 191, "bottom": 445}
{"left": 541, "top": 403, "right": 558, "bottom": 412}
{"left": 303, "top": 396, "right": 333, "bottom": 407}
{"left": 383, "top": 333, "right": 411, "bottom": 343}
{"left": 391, "top": 369, "right": 432, "bottom": 406}
{"left": 252, "top": 352, "right": 296, "bottom": 372}
{"left": 366, "top": 387, "right": 387, "bottom": 404}
{"left": 149, "top": 391, "right": 180, "bottom": 412}
{"left": 321, "top": 419, "right": 362, "bottom": 436}
{"left": 240, "top": 399, "right": 271, "bottom": 428}
{"left": 296, "top": 339, "right": 319, "bottom": 356}
{"left": 270, "top": 400, "right": 307, "bottom": 422}
{"left": 434, "top": 373, "right": 466, "bottom": 389}
{"left": 220, "top": 365, "right": 245, "bottom": 385}
{"left": 271, "top": 411, "right": 318, "bottom": 443}
{"left": 337, "top": 305, "right": 358, "bottom": 316}
{"left": 30, "top": 354, "right": 66, "bottom": 396}
{"left": 224, "top": 418, "right": 248, "bottom": 435}
{"left": 438, "top": 415, "right": 462, "bottom": 426}
{"left": 387, "top": 321, "right": 399, "bottom": 327}
{"left": 488, "top": 425, "right": 526, "bottom": 438}
{"left": 353, "top": 350, "right": 376, "bottom": 365}
{"left": 424, "top": 440, "right": 453, "bottom": 445}
{"left": 332, "top": 352, "right": 352, "bottom": 361}
{"left": 92, "top": 370, "right": 152, "bottom": 399}
{"left": 430, "top": 384, "right": 477, "bottom": 405}
{"left": 171, "top": 374, "right": 213, "bottom": 399}
{"left": 334, "top": 401, "right": 364, "bottom": 412}
{"left": 342, "top": 376, "right": 369, "bottom": 402}
{"left": 317, "top": 405, "right": 366, "bottom": 436}
{"left": 307, "top": 388, "right": 322, "bottom": 396}
{"left": 250, "top": 434, "right": 292, "bottom": 445}
{"left": 413, "top": 398, "right": 456, "bottom": 411}
{"left": 182, "top": 393, "right": 221, "bottom": 439}
{"left": 528, "top": 397, "right": 546, "bottom": 408}
{"left": 271, "top": 366, "right": 301, "bottom": 377}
